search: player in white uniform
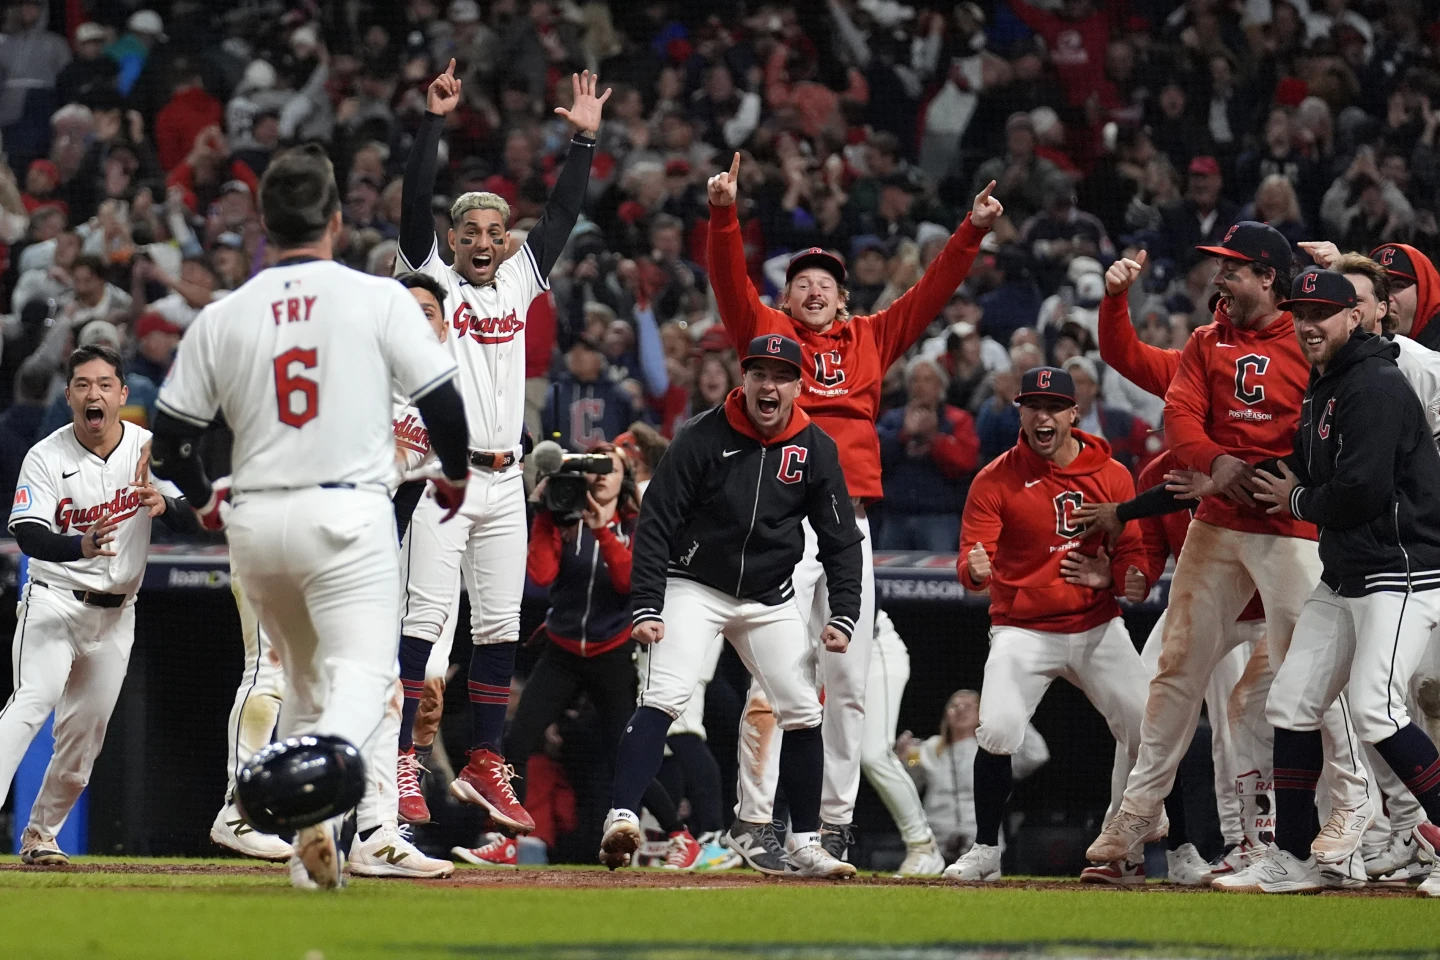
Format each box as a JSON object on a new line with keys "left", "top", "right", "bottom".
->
{"left": 1, "top": 345, "right": 183, "bottom": 865}
{"left": 151, "top": 144, "right": 471, "bottom": 890}
{"left": 391, "top": 62, "right": 607, "bottom": 834}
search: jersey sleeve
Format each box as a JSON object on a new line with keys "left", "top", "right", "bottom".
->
{"left": 1163, "top": 334, "right": 1229, "bottom": 473}
{"left": 958, "top": 466, "right": 1005, "bottom": 589}
{"left": 8, "top": 445, "right": 58, "bottom": 533}
{"left": 155, "top": 311, "right": 220, "bottom": 427}
{"left": 1098, "top": 293, "right": 1180, "bottom": 398}
{"left": 872, "top": 216, "right": 988, "bottom": 370}
{"left": 383, "top": 284, "right": 459, "bottom": 403}
{"left": 707, "top": 203, "right": 763, "bottom": 347}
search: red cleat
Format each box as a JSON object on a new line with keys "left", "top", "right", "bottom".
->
{"left": 1414, "top": 821, "right": 1440, "bottom": 859}
{"left": 1080, "top": 858, "right": 1147, "bottom": 886}
{"left": 449, "top": 748, "right": 535, "bottom": 833}
{"left": 663, "top": 829, "right": 702, "bottom": 870}
{"left": 397, "top": 749, "right": 430, "bottom": 825}
{"left": 452, "top": 833, "right": 519, "bottom": 868}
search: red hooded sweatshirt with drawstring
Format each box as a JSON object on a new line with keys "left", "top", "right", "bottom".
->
{"left": 1372, "top": 243, "right": 1440, "bottom": 349}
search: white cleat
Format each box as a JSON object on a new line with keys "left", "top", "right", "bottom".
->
{"left": 18, "top": 827, "right": 69, "bottom": 866}
{"left": 1087, "top": 809, "right": 1168, "bottom": 863}
{"left": 943, "top": 842, "right": 1001, "bottom": 882}
{"left": 1318, "top": 849, "right": 1367, "bottom": 890}
{"left": 210, "top": 803, "right": 292, "bottom": 862}
{"left": 599, "top": 808, "right": 641, "bottom": 870}
{"left": 1165, "top": 842, "right": 1208, "bottom": 886}
{"left": 1211, "top": 844, "right": 1325, "bottom": 894}
{"left": 349, "top": 823, "right": 454, "bottom": 879}
{"left": 292, "top": 819, "right": 346, "bottom": 890}
{"left": 1199, "top": 841, "right": 1254, "bottom": 886}
{"left": 1311, "top": 800, "right": 1374, "bottom": 865}
{"left": 895, "top": 837, "right": 945, "bottom": 877}
{"left": 1365, "top": 832, "right": 1422, "bottom": 881}
{"left": 785, "top": 836, "right": 857, "bottom": 879}
{"left": 1418, "top": 872, "right": 1440, "bottom": 898}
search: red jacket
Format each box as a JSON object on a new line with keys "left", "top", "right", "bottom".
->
{"left": 1007, "top": 2, "right": 1116, "bottom": 108}
{"left": 708, "top": 202, "right": 988, "bottom": 499}
{"left": 524, "top": 291, "right": 557, "bottom": 380}
{"left": 1098, "top": 293, "right": 1179, "bottom": 398}
{"left": 960, "top": 430, "right": 1147, "bottom": 633}
{"left": 155, "top": 87, "right": 224, "bottom": 172}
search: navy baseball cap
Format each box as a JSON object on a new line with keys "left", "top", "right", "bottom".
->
{"left": 1371, "top": 244, "right": 1417, "bottom": 283}
{"left": 1015, "top": 366, "right": 1076, "bottom": 405}
{"left": 741, "top": 334, "right": 804, "bottom": 375}
{"left": 1277, "top": 267, "right": 1357, "bottom": 312}
{"left": 1196, "top": 221, "right": 1293, "bottom": 271}
{"left": 785, "top": 247, "right": 846, "bottom": 285}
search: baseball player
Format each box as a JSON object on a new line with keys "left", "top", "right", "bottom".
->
{"left": 1214, "top": 268, "right": 1440, "bottom": 896}
{"left": 1088, "top": 224, "right": 1371, "bottom": 869}
{"left": 392, "top": 61, "right": 607, "bottom": 835}
{"left": 599, "top": 335, "right": 863, "bottom": 878}
{"left": 0, "top": 344, "right": 185, "bottom": 865}
{"left": 707, "top": 153, "right": 1002, "bottom": 863}
{"left": 151, "top": 144, "right": 471, "bottom": 890}
{"left": 946, "top": 365, "right": 1152, "bottom": 883}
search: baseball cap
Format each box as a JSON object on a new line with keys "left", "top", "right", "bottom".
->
{"left": 1277, "top": 267, "right": 1357, "bottom": 312}
{"left": 135, "top": 311, "right": 182, "bottom": 340}
{"left": 449, "top": 0, "right": 481, "bottom": 22}
{"left": 127, "top": 9, "right": 166, "bottom": 41}
{"left": 1188, "top": 155, "right": 1221, "bottom": 177}
{"left": 851, "top": 235, "right": 888, "bottom": 259}
{"left": 212, "top": 231, "right": 244, "bottom": 250}
{"left": 27, "top": 158, "right": 58, "bottom": 181}
{"left": 77, "top": 320, "right": 122, "bottom": 350}
{"left": 1371, "top": 244, "right": 1417, "bottom": 283}
{"left": 1015, "top": 366, "right": 1076, "bottom": 405}
{"left": 785, "top": 247, "right": 846, "bottom": 285}
{"left": 1195, "top": 221, "right": 1293, "bottom": 271}
{"left": 741, "top": 334, "right": 804, "bottom": 376}
{"left": 220, "top": 180, "right": 252, "bottom": 198}
{"left": 75, "top": 22, "right": 107, "bottom": 43}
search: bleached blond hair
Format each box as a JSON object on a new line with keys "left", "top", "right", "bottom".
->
{"left": 450, "top": 191, "right": 511, "bottom": 226}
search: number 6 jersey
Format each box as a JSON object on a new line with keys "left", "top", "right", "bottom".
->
{"left": 157, "top": 259, "right": 458, "bottom": 492}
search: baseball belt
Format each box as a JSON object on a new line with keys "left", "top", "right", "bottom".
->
{"left": 31, "top": 578, "right": 127, "bottom": 609}
{"left": 469, "top": 450, "right": 520, "bottom": 470}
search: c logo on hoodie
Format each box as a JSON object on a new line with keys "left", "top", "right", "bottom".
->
{"left": 1053, "top": 491, "right": 1085, "bottom": 539}
{"left": 1318, "top": 397, "right": 1335, "bottom": 440}
{"left": 777, "top": 444, "right": 808, "bottom": 484}
{"left": 814, "top": 351, "right": 845, "bottom": 388}
{"left": 1234, "top": 354, "right": 1269, "bottom": 406}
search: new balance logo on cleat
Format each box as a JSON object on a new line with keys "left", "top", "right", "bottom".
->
{"left": 228, "top": 819, "right": 254, "bottom": 837}
{"left": 373, "top": 845, "right": 410, "bottom": 865}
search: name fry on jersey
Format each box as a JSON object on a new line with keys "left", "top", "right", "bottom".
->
{"left": 270, "top": 296, "right": 318, "bottom": 325}
{"left": 56, "top": 488, "right": 146, "bottom": 533}
{"left": 393, "top": 413, "right": 430, "bottom": 453}
{"left": 453, "top": 303, "right": 524, "bottom": 344}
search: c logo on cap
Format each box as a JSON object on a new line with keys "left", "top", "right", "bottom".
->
{"left": 1223, "top": 225, "right": 1238, "bottom": 243}
{"left": 1377, "top": 246, "right": 1396, "bottom": 267}
{"left": 1301, "top": 272, "right": 1318, "bottom": 293}
{"left": 766, "top": 335, "right": 783, "bottom": 354}
{"left": 1036, "top": 370, "right": 1052, "bottom": 389}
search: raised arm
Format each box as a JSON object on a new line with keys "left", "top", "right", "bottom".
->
{"left": 525, "top": 72, "right": 608, "bottom": 279}
{"left": 707, "top": 153, "right": 764, "bottom": 346}
{"left": 1163, "top": 335, "right": 1228, "bottom": 474}
{"left": 398, "top": 61, "right": 457, "bottom": 270}
{"left": 1098, "top": 252, "right": 1180, "bottom": 398}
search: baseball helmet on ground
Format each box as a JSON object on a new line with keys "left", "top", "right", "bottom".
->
{"left": 235, "top": 735, "right": 366, "bottom": 834}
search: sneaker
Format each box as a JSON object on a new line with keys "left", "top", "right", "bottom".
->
{"left": 397, "top": 749, "right": 430, "bottom": 825}
{"left": 1086, "top": 808, "right": 1168, "bottom": 863}
{"left": 1311, "top": 800, "right": 1374, "bottom": 865}
{"left": 1366, "top": 832, "right": 1421, "bottom": 880}
{"left": 785, "top": 835, "right": 857, "bottom": 878}
{"left": 895, "top": 838, "right": 945, "bottom": 878}
{"left": 942, "top": 843, "right": 1001, "bottom": 882}
{"left": 599, "top": 808, "right": 642, "bottom": 870}
{"left": 349, "top": 822, "right": 454, "bottom": 878}
{"left": 663, "top": 829, "right": 702, "bottom": 870}
{"left": 1318, "top": 848, "right": 1367, "bottom": 890}
{"left": 1212, "top": 844, "right": 1325, "bottom": 894}
{"left": 1419, "top": 872, "right": 1440, "bottom": 898}
{"left": 818, "top": 822, "right": 854, "bottom": 862}
{"left": 1413, "top": 821, "right": 1440, "bottom": 860}
{"left": 450, "top": 748, "right": 535, "bottom": 834}
{"left": 723, "top": 820, "right": 788, "bottom": 876}
{"left": 692, "top": 833, "right": 743, "bottom": 871}
{"left": 1199, "top": 841, "right": 1253, "bottom": 886}
{"left": 18, "top": 827, "right": 68, "bottom": 866}
{"left": 1165, "top": 842, "right": 1208, "bottom": 886}
{"left": 293, "top": 818, "right": 346, "bottom": 890}
{"left": 210, "top": 803, "right": 292, "bottom": 861}
{"left": 1081, "top": 858, "right": 1146, "bottom": 886}
{"left": 452, "top": 832, "right": 519, "bottom": 868}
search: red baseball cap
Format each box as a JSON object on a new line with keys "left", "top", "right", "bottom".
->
{"left": 785, "top": 247, "right": 846, "bottom": 285}
{"left": 135, "top": 311, "right": 181, "bottom": 339}
{"left": 1188, "top": 155, "right": 1220, "bottom": 177}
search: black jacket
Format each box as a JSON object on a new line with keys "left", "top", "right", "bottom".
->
{"left": 631, "top": 390, "right": 863, "bottom": 636}
{"left": 1279, "top": 330, "right": 1440, "bottom": 596}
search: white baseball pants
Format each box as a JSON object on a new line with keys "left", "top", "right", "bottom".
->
{"left": 638, "top": 578, "right": 821, "bottom": 731}
{"left": 222, "top": 571, "right": 284, "bottom": 803}
{"left": 399, "top": 469, "right": 527, "bottom": 646}
{"left": 0, "top": 582, "right": 134, "bottom": 837}
{"left": 977, "top": 618, "right": 1150, "bottom": 823}
{"left": 736, "top": 514, "right": 875, "bottom": 826}
{"left": 1119, "top": 522, "right": 1369, "bottom": 817}
{"left": 859, "top": 610, "right": 933, "bottom": 845}
{"left": 227, "top": 487, "right": 401, "bottom": 830}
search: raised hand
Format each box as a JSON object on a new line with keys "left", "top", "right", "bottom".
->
{"left": 971, "top": 180, "right": 1003, "bottom": 230}
{"left": 427, "top": 58, "right": 462, "bottom": 117}
{"left": 966, "top": 541, "right": 991, "bottom": 582}
{"left": 708, "top": 152, "right": 741, "bottom": 207}
{"left": 136, "top": 485, "right": 167, "bottom": 518}
{"left": 1298, "top": 240, "right": 1341, "bottom": 269}
{"left": 1061, "top": 546, "right": 1113, "bottom": 589}
{"left": 1105, "top": 248, "right": 1148, "bottom": 297}
{"left": 555, "top": 70, "right": 611, "bottom": 138}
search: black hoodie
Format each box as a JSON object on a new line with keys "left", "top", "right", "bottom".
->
{"left": 1278, "top": 329, "right": 1440, "bottom": 596}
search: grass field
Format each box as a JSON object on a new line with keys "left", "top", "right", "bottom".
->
{"left": 1, "top": 858, "right": 1436, "bottom": 960}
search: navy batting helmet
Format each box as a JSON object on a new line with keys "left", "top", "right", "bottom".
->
{"left": 235, "top": 735, "right": 366, "bottom": 834}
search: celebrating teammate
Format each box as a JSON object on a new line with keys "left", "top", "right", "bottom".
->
{"left": 393, "top": 60, "right": 607, "bottom": 835}
{"left": 600, "top": 335, "right": 863, "bottom": 879}
{"left": 947, "top": 366, "right": 1152, "bottom": 883}
{"left": 706, "top": 152, "right": 1002, "bottom": 863}
{"left": 151, "top": 144, "right": 471, "bottom": 889}
{"left": 0, "top": 345, "right": 188, "bottom": 866}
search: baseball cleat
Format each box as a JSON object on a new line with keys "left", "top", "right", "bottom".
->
{"left": 943, "top": 842, "right": 1001, "bottom": 882}
{"left": 1080, "top": 857, "right": 1146, "bottom": 886}
{"left": 818, "top": 821, "right": 855, "bottom": 863}
{"left": 1086, "top": 808, "right": 1168, "bottom": 863}
{"left": 396, "top": 749, "right": 431, "bottom": 825}
{"left": 450, "top": 748, "right": 535, "bottom": 834}
{"left": 18, "top": 827, "right": 69, "bottom": 866}
{"left": 210, "top": 803, "right": 292, "bottom": 861}
{"left": 453, "top": 833, "right": 519, "bottom": 868}
{"left": 1199, "top": 840, "right": 1253, "bottom": 885}
{"left": 1311, "top": 799, "right": 1374, "bottom": 865}
{"left": 1211, "top": 844, "right": 1325, "bottom": 894}
{"left": 663, "top": 829, "right": 702, "bottom": 870}
{"left": 723, "top": 820, "right": 788, "bottom": 876}
{"left": 895, "top": 837, "right": 946, "bottom": 878}
{"left": 785, "top": 835, "right": 857, "bottom": 879}
{"left": 1366, "top": 832, "right": 1422, "bottom": 880}
{"left": 692, "top": 833, "right": 743, "bottom": 871}
{"left": 1318, "top": 849, "right": 1367, "bottom": 889}
{"left": 1413, "top": 821, "right": 1440, "bottom": 860}
{"left": 349, "top": 822, "right": 454, "bottom": 879}
{"left": 1419, "top": 871, "right": 1440, "bottom": 898}
{"left": 293, "top": 819, "right": 346, "bottom": 890}
{"left": 1165, "top": 843, "right": 1208, "bottom": 885}
{"left": 599, "top": 808, "right": 642, "bottom": 870}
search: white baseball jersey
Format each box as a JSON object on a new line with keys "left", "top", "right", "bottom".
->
{"left": 392, "top": 395, "right": 433, "bottom": 483}
{"left": 8, "top": 421, "right": 155, "bottom": 594}
{"left": 157, "top": 260, "right": 458, "bottom": 492}
{"left": 396, "top": 239, "right": 545, "bottom": 453}
{"left": 1393, "top": 334, "right": 1440, "bottom": 441}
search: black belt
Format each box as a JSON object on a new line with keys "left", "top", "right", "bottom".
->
{"left": 31, "top": 579, "right": 126, "bottom": 608}
{"left": 470, "top": 450, "right": 518, "bottom": 470}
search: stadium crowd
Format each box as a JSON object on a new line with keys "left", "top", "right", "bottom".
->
{"left": 3, "top": 0, "right": 1440, "bottom": 872}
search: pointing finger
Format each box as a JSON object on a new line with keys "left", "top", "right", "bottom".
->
{"left": 729, "top": 151, "right": 741, "bottom": 182}
{"left": 445, "top": 58, "right": 456, "bottom": 78}
{"left": 977, "top": 180, "right": 995, "bottom": 204}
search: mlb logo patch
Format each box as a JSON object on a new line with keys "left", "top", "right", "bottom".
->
{"left": 12, "top": 485, "right": 31, "bottom": 512}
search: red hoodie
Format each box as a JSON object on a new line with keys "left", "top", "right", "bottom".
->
{"left": 155, "top": 87, "right": 224, "bottom": 172}
{"left": 960, "top": 430, "right": 1147, "bottom": 633}
{"left": 1372, "top": 243, "right": 1440, "bottom": 347}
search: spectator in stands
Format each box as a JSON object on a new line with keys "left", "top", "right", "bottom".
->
{"left": 56, "top": 22, "right": 118, "bottom": 109}
{"left": 1246, "top": 174, "right": 1308, "bottom": 252}
{"left": 107, "top": 9, "right": 165, "bottom": 98}
{"left": 977, "top": 246, "right": 1041, "bottom": 347}
{"left": 127, "top": 311, "right": 179, "bottom": 386}
{"left": 876, "top": 356, "right": 979, "bottom": 552}
{"left": 541, "top": 337, "right": 639, "bottom": 453}
{"left": 690, "top": 352, "right": 734, "bottom": 416}
{"left": 971, "top": 113, "right": 1060, "bottom": 228}
{"left": 848, "top": 237, "right": 890, "bottom": 316}
{"left": 0, "top": 0, "right": 71, "bottom": 174}
{"left": 1063, "top": 357, "right": 1153, "bottom": 476}
{"left": 1149, "top": 81, "right": 1212, "bottom": 174}
{"left": 61, "top": 254, "right": 130, "bottom": 326}
{"left": 12, "top": 229, "right": 79, "bottom": 314}
{"left": 0, "top": 363, "right": 51, "bottom": 510}
{"left": 1235, "top": 106, "right": 1322, "bottom": 226}
{"left": 135, "top": 256, "right": 219, "bottom": 329}
{"left": 1322, "top": 147, "right": 1416, "bottom": 252}
{"left": 975, "top": 365, "right": 1021, "bottom": 465}
{"left": 154, "top": 58, "right": 221, "bottom": 173}
{"left": 1157, "top": 155, "right": 1239, "bottom": 268}
{"left": 1022, "top": 175, "right": 1113, "bottom": 295}
{"left": 936, "top": 321, "right": 990, "bottom": 412}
